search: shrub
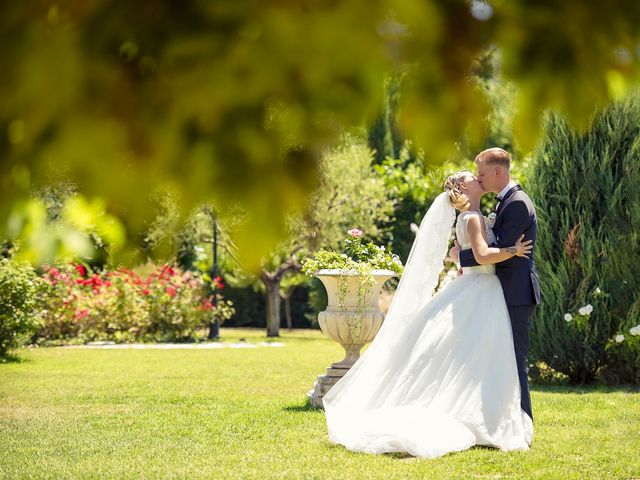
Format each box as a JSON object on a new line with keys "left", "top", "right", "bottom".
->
{"left": 38, "top": 263, "right": 234, "bottom": 343}
{"left": 528, "top": 96, "right": 640, "bottom": 384}
{"left": 144, "top": 265, "right": 215, "bottom": 342}
{"left": 0, "top": 258, "right": 40, "bottom": 359}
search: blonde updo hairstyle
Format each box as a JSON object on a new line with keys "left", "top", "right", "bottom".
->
{"left": 443, "top": 170, "right": 473, "bottom": 212}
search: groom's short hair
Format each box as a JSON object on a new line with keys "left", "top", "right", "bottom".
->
{"left": 475, "top": 148, "right": 511, "bottom": 170}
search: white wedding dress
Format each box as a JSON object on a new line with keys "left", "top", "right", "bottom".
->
{"left": 323, "top": 201, "right": 533, "bottom": 458}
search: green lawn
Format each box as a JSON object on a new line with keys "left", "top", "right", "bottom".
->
{"left": 1, "top": 328, "right": 639, "bottom": 479}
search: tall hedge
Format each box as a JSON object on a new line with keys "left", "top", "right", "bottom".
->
{"left": 528, "top": 97, "right": 640, "bottom": 384}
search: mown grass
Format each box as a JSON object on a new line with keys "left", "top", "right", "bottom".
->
{"left": 1, "top": 328, "right": 638, "bottom": 479}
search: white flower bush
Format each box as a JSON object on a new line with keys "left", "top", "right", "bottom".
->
{"left": 578, "top": 304, "right": 594, "bottom": 316}
{"left": 560, "top": 295, "right": 638, "bottom": 353}
{"left": 563, "top": 303, "right": 594, "bottom": 324}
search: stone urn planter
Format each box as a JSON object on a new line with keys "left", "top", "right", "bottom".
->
{"left": 307, "top": 268, "right": 397, "bottom": 408}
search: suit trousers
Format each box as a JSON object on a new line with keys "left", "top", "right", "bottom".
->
{"left": 507, "top": 305, "right": 536, "bottom": 421}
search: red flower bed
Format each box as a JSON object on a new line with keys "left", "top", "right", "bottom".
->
{"left": 38, "top": 263, "right": 234, "bottom": 343}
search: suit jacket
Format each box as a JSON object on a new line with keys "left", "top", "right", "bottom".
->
{"left": 459, "top": 185, "right": 541, "bottom": 307}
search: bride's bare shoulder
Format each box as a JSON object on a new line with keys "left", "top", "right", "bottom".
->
{"left": 457, "top": 210, "right": 479, "bottom": 221}
{"left": 459, "top": 210, "right": 482, "bottom": 221}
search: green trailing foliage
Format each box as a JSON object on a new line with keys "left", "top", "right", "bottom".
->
{"left": 528, "top": 96, "right": 640, "bottom": 384}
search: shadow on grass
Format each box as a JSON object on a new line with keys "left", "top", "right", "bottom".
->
{"left": 323, "top": 445, "right": 418, "bottom": 461}
{"left": 283, "top": 400, "right": 324, "bottom": 413}
{"left": 214, "top": 334, "right": 326, "bottom": 344}
{"left": 262, "top": 335, "right": 327, "bottom": 343}
{"left": 324, "top": 442, "right": 502, "bottom": 461}
{"left": 0, "top": 353, "right": 29, "bottom": 364}
{"left": 220, "top": 327, "right": 325, "bottom": 342}
{"left": 531, "top": 382, "right": 639, "bottom": 394}
{"left": 391, "top": 444, "right": 504, "bottom": 461}
{"left": 528, "top": 362, "right": 639, "bottom": 394}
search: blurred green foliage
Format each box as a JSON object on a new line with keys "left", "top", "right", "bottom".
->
{"left": 2, "top": 1, "right": 640, "bottom": 271}
{"left": 370, "top": 54, "right": 525, "bottom": 263}
{"left": 8, "top": 193, "right": 125, "bottom": 266}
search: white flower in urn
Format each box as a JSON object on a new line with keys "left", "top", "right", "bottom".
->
{"left": 485, "top": 212, "right": 497, "bottom": 228}
{"left": 614, "top": 334, "right": 625, "bottom": 343}
{"left": 564, "top": 313, "right": 573, "bottom": 322}
{"left": 629, "top": 325, "right": 640, "bottom": 336}
{"left": 578, "top": 304, "right": 593, "bottom": 316}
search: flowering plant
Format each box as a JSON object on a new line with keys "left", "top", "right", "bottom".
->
{"left": 301, "top": 229, "right": 403, "bottom": 276}
{"left": 563, "top": 288, "right": 639, "bottom": 346}
{"left": 37, "top": 263, "right": 235, "bottom": 344}
{"left": 302, "top": 229, "right": 403, "bottom": 321}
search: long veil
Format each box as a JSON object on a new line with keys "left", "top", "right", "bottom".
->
{"left": 322, "top": 191, "right": 456, "bottom": 405}
{"left": 380, "top": 191, "right": 456, "bottom": 333}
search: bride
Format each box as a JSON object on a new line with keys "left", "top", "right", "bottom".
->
{"left": 322, "top": 170, "right": 534, "bottom": 458}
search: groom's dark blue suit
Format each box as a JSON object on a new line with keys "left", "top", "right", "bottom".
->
{"left": 459, "top": 184, "right": 540, "bottom": 420}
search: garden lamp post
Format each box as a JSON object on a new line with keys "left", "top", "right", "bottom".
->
{"left": 208, "top": 211, "right": 220, "bottom": 339}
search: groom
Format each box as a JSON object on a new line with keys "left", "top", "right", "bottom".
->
{"left": 450, "top": 147, "right": 540, "bottom": 421}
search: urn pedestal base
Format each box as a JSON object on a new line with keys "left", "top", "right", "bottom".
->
{"left": 307, "top": 269, "right": 396, "bottom": 409}
{"left": 307, "top": 362, "right": 350, "bottom": 409}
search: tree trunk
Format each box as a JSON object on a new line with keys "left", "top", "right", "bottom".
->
{"left": 261, "top": 257, "right": 300, "bottom": 338}
{"left": 265, "top": 278, "right": 281, "bottom": 337}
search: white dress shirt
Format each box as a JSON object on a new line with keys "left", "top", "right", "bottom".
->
{"left": 495, "top": 180, "right": 517, "bottom": 213}
{"left": 497, "top": 180, "right": 517, "bottom": 200}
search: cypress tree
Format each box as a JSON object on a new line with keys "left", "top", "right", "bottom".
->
{"left": 528, "top": 96, "right": 640, "bottom": 384}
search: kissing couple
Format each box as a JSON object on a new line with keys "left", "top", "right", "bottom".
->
{"left": 323, "top": 147, "right": 541, "bottom": 458}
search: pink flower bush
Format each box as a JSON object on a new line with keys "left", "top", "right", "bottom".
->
{"left": 166, "top": 285, "right": 177, "bottom": 297}
{"left": 38, "top": 263, "right": 234, "bottom": 343}
{"left": 212, "top": 275, "right": 225, "bottom": 290}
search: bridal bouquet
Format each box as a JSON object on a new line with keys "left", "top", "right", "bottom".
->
{"left": 301, "top": 229, "right": 403, "bottom": 276}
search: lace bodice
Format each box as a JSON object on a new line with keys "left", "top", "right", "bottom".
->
{"left": 456, "top": 211, "right": 495, "bottom": 248}
{"left": 455, "top": 211, "right": 496, "bottom": 274}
